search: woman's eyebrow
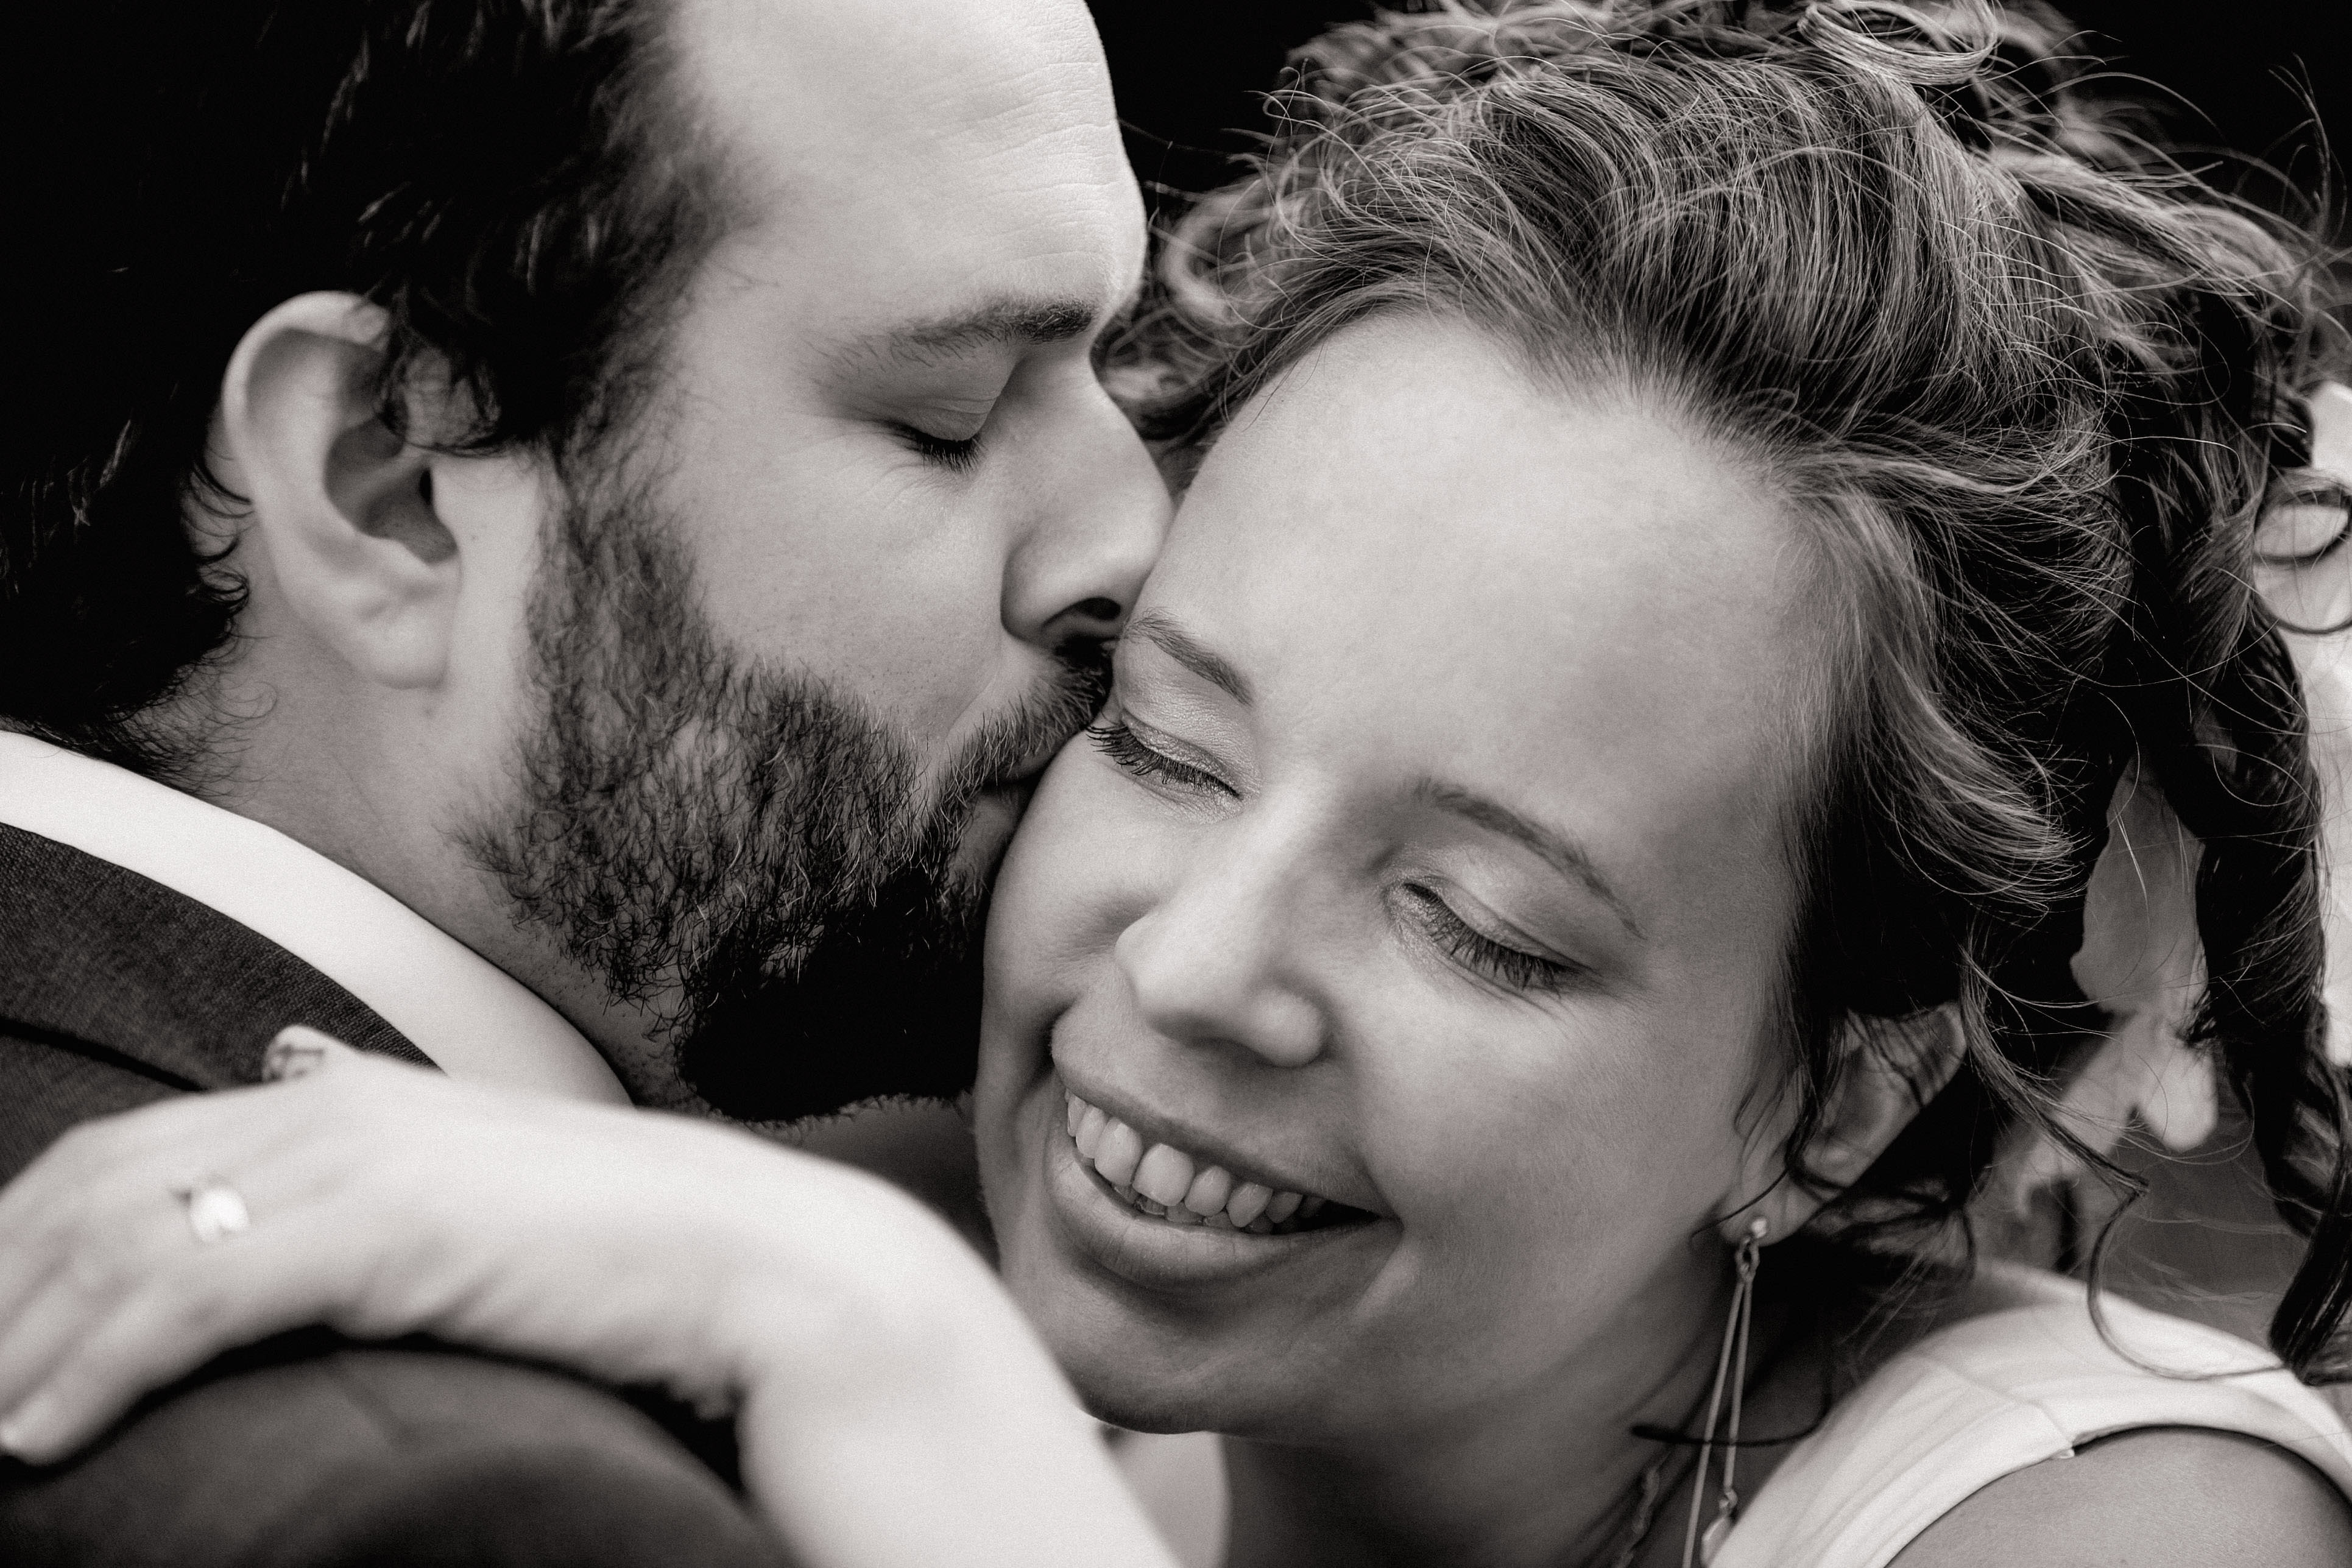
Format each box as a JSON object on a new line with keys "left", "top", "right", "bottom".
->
{"left": 1124, "top": 610, "right": 1253, "bottom": 705}
{"left": 1411, "top": 780, "right": 1645, "bottom": 939}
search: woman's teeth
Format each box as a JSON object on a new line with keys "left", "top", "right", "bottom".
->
{"left": 1065, "top": 1092, "right": 1335, "bottom": 1235}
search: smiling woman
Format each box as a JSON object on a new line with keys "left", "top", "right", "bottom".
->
{"left": 981, "top": 324, "right": 1823, "bottom": 1437}
{"left": 980, "top": 314, "right": 1810, "bottom": 1380}
{"left": 972, "top": 1, "right": 2352, "bottom": 1564}
{"left": 6, "top": 4, "right": 2352, "bottom": 1568}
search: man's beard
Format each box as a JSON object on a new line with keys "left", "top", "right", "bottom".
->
{"left": 465, "top": 462, "right": 1106, "bottom": 1123}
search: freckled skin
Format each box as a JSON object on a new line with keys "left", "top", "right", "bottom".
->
{"left": 974, "top": 315, "right": 1820, "bottom": 1558}
{"left": 975, "top": 315, "right": 2352, "bottom": 1568}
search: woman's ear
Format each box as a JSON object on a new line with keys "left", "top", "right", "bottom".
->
{"left": 215, "top": 292, "right": 461, "bottom": 690}
{"left": 1723, "top": 1003, "right": 1967, "bottom": 1245}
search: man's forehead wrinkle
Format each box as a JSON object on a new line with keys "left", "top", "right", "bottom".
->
{"left": 677, "top": 0, "right": 1118, "bottom": 195}
{"left": 851, "top": 1, "right": 1117, "bottom": 136}
{"left": 1411, "top": 779, "right": 1645, "bottom": 938}
{"left": 957, "top": 60, "right": 1125, "bottom": 133}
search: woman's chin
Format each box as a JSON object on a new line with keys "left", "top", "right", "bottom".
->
{"left": 1064, "top": 1365, "right": 1246, "bottom": 1438}
{"left": 986, "top": 1064, "right": 1379, "bottom": 1444}
{"left": 1031, "top": 1296, "right": 1326, "bottom": 1442}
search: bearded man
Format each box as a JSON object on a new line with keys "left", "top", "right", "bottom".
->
{"left": 0, "top": 0, "right": 1165, "bottom": 1559}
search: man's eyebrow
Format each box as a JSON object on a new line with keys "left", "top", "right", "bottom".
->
{"left": 1412, "top": 780, "right": 1645, "bottom": 938}
{"left": 1123, "top": 611, "right": 1252, "bottom": 705}
{"left": 874, "top": 296, "right": 1103, "bottom": 362}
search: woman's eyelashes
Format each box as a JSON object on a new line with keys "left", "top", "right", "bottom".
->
{"left": 1399, "top": 884, "right": 1583, "bottom": 995}
{"left": 1090, "top": 707, "right": 1578, "bottom": 995}
{"left": 1087, "top": 719, "right": 1240, "bottom": 800}
{"left": 894, "top": 422, "right": 984, "bottom": 474}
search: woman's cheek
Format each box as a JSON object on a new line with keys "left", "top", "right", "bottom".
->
{"left": 1355, "top": 998, "right": 1701, "bottom": 1292}
{"left": 998, "top": 751, "right": 1179, "bottom": 973}
{"left": 981, "top": 750, "right": 1153, "bottom": 1078}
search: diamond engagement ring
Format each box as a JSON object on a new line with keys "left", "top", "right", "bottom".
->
{"left": 169, "top": 1178, "right": 251, "bottom": 1245}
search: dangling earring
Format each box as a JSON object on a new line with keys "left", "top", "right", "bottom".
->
{"left": 1681, "top": 1215, "right": 1766, "bottom": 1568}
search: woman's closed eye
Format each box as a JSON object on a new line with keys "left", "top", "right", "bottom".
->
{"left": 894, "top": 422, "right": 984, "bottom": 474}
{"left": 1399, "top": 883, "right": 1583, "bottom": 995}
{"left": 1087, "top": 719, "right": 1240, "bottom": 800}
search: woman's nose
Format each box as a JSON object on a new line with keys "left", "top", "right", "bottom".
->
{"left": 1111, "top": 846, "right": 1327, "bottom": 1070}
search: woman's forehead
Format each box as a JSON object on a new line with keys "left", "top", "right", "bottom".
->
{"left": 1146, "top": 316, "right": 1815, "bottom": 796}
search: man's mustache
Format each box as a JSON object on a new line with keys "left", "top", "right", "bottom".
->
{"left": 679, "top": 643, "right": 1111, "bottom": 1125}
{"left": 933, "top": 640, "right": 1112, "bottom": 811}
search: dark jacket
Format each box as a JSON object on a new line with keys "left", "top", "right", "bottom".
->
{"left": 0, "top": 823, "right": 788, "bottom": 1567}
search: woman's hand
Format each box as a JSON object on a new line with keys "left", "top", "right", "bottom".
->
{"left": 0, "top": 1036, "right": 1174, "bottom": 1568}
{"left": 0, "top": 1033, "right": 947, "bottom": 1452}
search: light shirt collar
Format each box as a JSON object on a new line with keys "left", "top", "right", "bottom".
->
{"left": 0, "top": 730, "right": 629, "bottom": 1105}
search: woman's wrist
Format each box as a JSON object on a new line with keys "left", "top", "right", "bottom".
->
{"left": 707, "top": 1162, "right": 1174, "bottom": 1566}
{"left": 694, "top": 1142, "right": 999, "bottom": 1388}
{"left": 733, "top": 1319, "right": 1173, "bottom": 1568}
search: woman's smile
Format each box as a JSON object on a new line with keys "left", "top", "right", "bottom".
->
{"left": 1029, "top": 1070, "right": 1391, "bottom": 1294}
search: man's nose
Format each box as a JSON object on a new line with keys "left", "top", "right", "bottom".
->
{"left": 1003, "top": 383, "right": 1170, "bottom": 648}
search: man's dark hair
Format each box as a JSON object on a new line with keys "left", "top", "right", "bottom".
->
{"left": 8, "top": 1, "right": 715, "bottom": 780}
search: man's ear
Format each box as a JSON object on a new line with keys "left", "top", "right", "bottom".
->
{"left": 216, "top": 292, "right": 460, "bottom": 690}
{"left": 1722, "top": 1003, "right": 1968, "bottom": 1245}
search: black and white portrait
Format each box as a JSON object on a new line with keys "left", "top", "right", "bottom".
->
{"left": 5, "top": 4, "right": 2352, "bottom": 1565}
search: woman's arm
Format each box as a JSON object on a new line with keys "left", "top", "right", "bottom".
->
{"left": 0, "top": 1042, "right": 1174, "bottom": 1568}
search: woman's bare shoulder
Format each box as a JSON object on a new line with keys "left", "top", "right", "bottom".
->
{"left": 1889, "top": 1425, "right": 2352, "bottom": 1568}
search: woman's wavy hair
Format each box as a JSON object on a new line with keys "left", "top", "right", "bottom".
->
{"left": 1118, "top": 0, "right": 2352, "bottom": 1379}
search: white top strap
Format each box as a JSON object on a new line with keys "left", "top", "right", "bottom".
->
{"left": 1714, "top": 1276, "right": 2352, "bottom": 1568}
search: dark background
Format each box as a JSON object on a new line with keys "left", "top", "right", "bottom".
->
{"left": 1086, "top": 2, "right": 2351, "bottom": 229}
